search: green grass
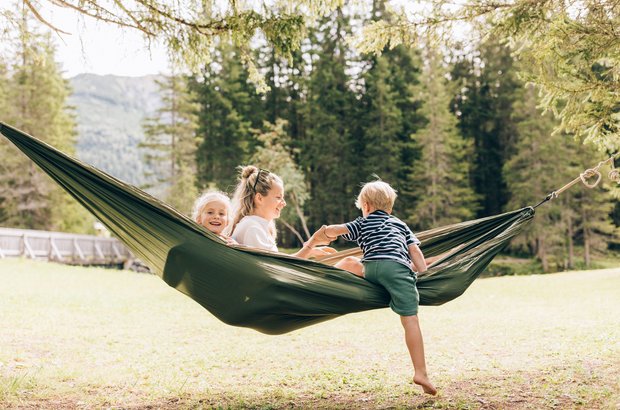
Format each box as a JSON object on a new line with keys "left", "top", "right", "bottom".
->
{"left": 1, "top": 259, "right": 619, "bottom": 409}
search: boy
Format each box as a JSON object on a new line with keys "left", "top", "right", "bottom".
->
{"left": 307, "top": 180, "right": 437, "bottom": 395}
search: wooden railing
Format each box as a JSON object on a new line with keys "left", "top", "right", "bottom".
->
{"left": 0, "top": 227, "right": 133, "bottom": 267}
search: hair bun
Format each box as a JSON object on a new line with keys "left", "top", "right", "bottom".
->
{"left": 240, "top": 165, "right": 258, "bottom": 179}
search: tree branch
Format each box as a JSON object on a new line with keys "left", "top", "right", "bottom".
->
{"left": 24, "top": 0, "right": 71, "bottom": 35}
{"left": 47, "top": 0, "right": 146, "bottom": 33}
{"left": 289, "top": 191, "right": 310, "bottom": 239}
{"left": 132, "top": 0, "right": 229, "bottom": 35}
{"left": 112, "top": 0, "right": 155, "bottom": 36}
{"left": 280, "top": 220, "right": 304, "bottom": 244}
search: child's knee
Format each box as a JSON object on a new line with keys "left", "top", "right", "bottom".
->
{"left": 343, "top": 256, "right": 361, "bottom": 269}
{"left": 400, "top": 315, "right": 420, "bottom": 328}
{"left": 336, "top": 256, "right": 364, "bottom": 277}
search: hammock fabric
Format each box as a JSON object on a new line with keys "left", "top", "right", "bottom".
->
{"left": 0, "top": 122, "right": 534, "bottom": 335}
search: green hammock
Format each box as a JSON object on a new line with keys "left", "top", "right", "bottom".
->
{"left": 0, "top": 122, "right": 534, "bottom": 335}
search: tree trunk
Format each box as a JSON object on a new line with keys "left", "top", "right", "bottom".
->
{"left": 290, "top": 192, "right": 310, "bottom": 240}
{"left": 281, "top": 220, "right": 304, "bottom": 244}
{"left": 582, "top": 206, "right": 590, "bottom": 267}
{"left": 567, "top": 214, "right": 574, "bottom": 269}
{"left": 584, "top": 228, "right": 591, "bottom": 267}
{"left": 537, "top": 236, "right": 548, "bottom": 272}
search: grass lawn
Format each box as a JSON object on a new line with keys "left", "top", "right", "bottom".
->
{"left": 1, "top": 259, "right": 619, "bottom": 409}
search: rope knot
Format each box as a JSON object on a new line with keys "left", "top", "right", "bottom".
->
{"left": 580, "top": 168, "right": 602, "bottom": 188}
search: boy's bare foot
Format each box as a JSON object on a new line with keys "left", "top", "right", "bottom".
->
{"left": 413, "top": 375, "right": 437, "bottom": 395}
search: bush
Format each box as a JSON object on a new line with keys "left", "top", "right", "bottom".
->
{"left": 484, "top": 258, "right": 543, "bottom": 277}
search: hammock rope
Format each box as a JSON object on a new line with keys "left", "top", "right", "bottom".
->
{"left": 532, "top": 155, "right": 619, "bottom": 209}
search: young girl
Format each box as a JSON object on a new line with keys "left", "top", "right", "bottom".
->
{"left": 192, "top": 191, "right": 236, "bottom": 244}
{"left": 228, "top": 165, "right": 331, "bottom": 258}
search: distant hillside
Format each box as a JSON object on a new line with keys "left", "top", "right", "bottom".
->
{"left": 68, "top": 74, "right": 162, "bottom": 188}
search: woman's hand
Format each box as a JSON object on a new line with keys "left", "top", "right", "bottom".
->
{"left": 305, "top": 225, "right": 335, "bottom": 248}
{"left": 308, "top": 246, "right": 337, "bottom": 257}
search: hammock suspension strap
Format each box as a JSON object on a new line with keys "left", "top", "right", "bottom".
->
{"left": 533, "top": 155, "right": 620, "bottom": 209}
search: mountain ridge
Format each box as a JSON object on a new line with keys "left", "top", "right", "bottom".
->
{"left": 69, "top": 73, "right": 162, "bottom": 187}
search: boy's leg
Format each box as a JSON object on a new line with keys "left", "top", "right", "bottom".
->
{"left": 400, "top": 315, "right": 437, "bottom": 395}
{"left": 364, "top": 261, "right": 435, "bottom": 394}
{"left": 335, "top": 256, "right": 364, "bottom": 277}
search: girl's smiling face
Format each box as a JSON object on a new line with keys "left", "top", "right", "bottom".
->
{"left": 198, "top": 200, "right": 229, "bottom": 234}
{"left": 255, "top": 181, "right": 286, "bottom": 221}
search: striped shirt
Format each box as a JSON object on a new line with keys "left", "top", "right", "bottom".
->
{"left": 342, "top": 210, "right": 420, "bottom": 268}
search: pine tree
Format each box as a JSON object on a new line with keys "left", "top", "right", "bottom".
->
{"left": 504, "top": 85, "right": 576, "bottom": 271}
{"left": 0, "top": 7, "right": 93, "bottom": 232}
{"left": 192, "top": 42, "right": 259, "bottom": 192}
{"left": 358, "top": 55, "right": 404, "bottom": 184}
{"left": 0, "top": 62, "right": 8, "bottom": 114}
{"left": 263, "top": 45, "right": 290, "bottom": 125}
{"left": 0, "top": 62, "right": 11, "bottom": 223}
{"left": 260, "top": 40, "right": 308, "bottom": 163}
{"left": 506, "top": 83, "right": 618, "bottom": 270}
{"left": 408, "top": 44, "right": 478, "bottom": 230}
{"left": 141, "top": 73, "right": 199, "bottom": 214}
{"left": 452, "top": 39, "right": 521, "bottom": 217}
{"left": 299, "top": 10, "right": 360, "bottom": 229}
{"left": 219, "top": 43, "right": 265, "bottom": 135}
{"left": 381, "top": 45, "right": 425, "bottom": 217}
{"left": 572, "top": 146, "right": 617, "bottom": 267}
{"left": 361, "top": 1, "right": 426, "bottom": 217}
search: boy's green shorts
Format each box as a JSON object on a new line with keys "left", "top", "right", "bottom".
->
{"left": 363, "top": 260, "right": 419, "bottom": 316}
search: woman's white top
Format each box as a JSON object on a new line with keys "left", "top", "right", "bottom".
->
{"left": 232, "top": 215, "right": 278, "bottom": 252}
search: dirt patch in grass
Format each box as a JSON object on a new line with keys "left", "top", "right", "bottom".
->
{"left": 6, "top": 359, "right": 617, "bottom": 409}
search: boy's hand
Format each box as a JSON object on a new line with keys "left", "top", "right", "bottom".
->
{"left": 306, "top": 225, "right": 334, "bottom": 247}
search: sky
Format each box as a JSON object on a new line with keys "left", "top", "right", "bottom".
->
{"left": 44, "top": 1, "right": 467, "bottom": 79}
{"left": 47, "top": 6, "right": 170, "bottom": 78}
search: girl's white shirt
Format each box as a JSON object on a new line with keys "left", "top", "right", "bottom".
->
{"left": 232, "top": 215, "right": 278, "bottom": 252}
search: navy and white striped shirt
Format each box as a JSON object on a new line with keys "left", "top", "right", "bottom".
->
{"left": 342, "top": 210, "right": 420, "bottom": 268}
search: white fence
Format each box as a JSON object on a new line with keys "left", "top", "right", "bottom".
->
{"left": 0, "top": 227, "right": 133, "bottom": 266}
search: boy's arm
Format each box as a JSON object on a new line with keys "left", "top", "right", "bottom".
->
{"left": 408, "top": 243, "right": 427, "bottom": 273}
{"left": 324, "top": 224, "right": 349, "bottom": 238}
{"left": 306, "top": 224, "right": 349, "bottom": 247}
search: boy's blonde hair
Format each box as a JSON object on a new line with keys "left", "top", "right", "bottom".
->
{"left": 355, "top": 180, "right": 397, "bottom": 212}
{"left": 192, "top": 191, "right": 232, "bottom": 225}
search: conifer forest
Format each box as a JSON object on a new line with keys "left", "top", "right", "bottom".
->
{"left": 1, "top": 1, "right": 619, "bottom": 272}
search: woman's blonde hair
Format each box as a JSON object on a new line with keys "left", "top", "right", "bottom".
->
{"left": 192, "top": 191, "right": 232, "bottom": 225}
{"left": 355, "top": 179, "right": 397, "bottom": 212}
{"left": 228, "top": 165, "right": 283, "bottom": 238}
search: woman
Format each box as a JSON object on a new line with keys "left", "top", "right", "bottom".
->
{"left": 228, "top": 165, "right": 330, "bottom": 258}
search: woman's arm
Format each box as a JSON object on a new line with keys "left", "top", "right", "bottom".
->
{"left": 291, "top": 244, "right": 319, "bottom": 259}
